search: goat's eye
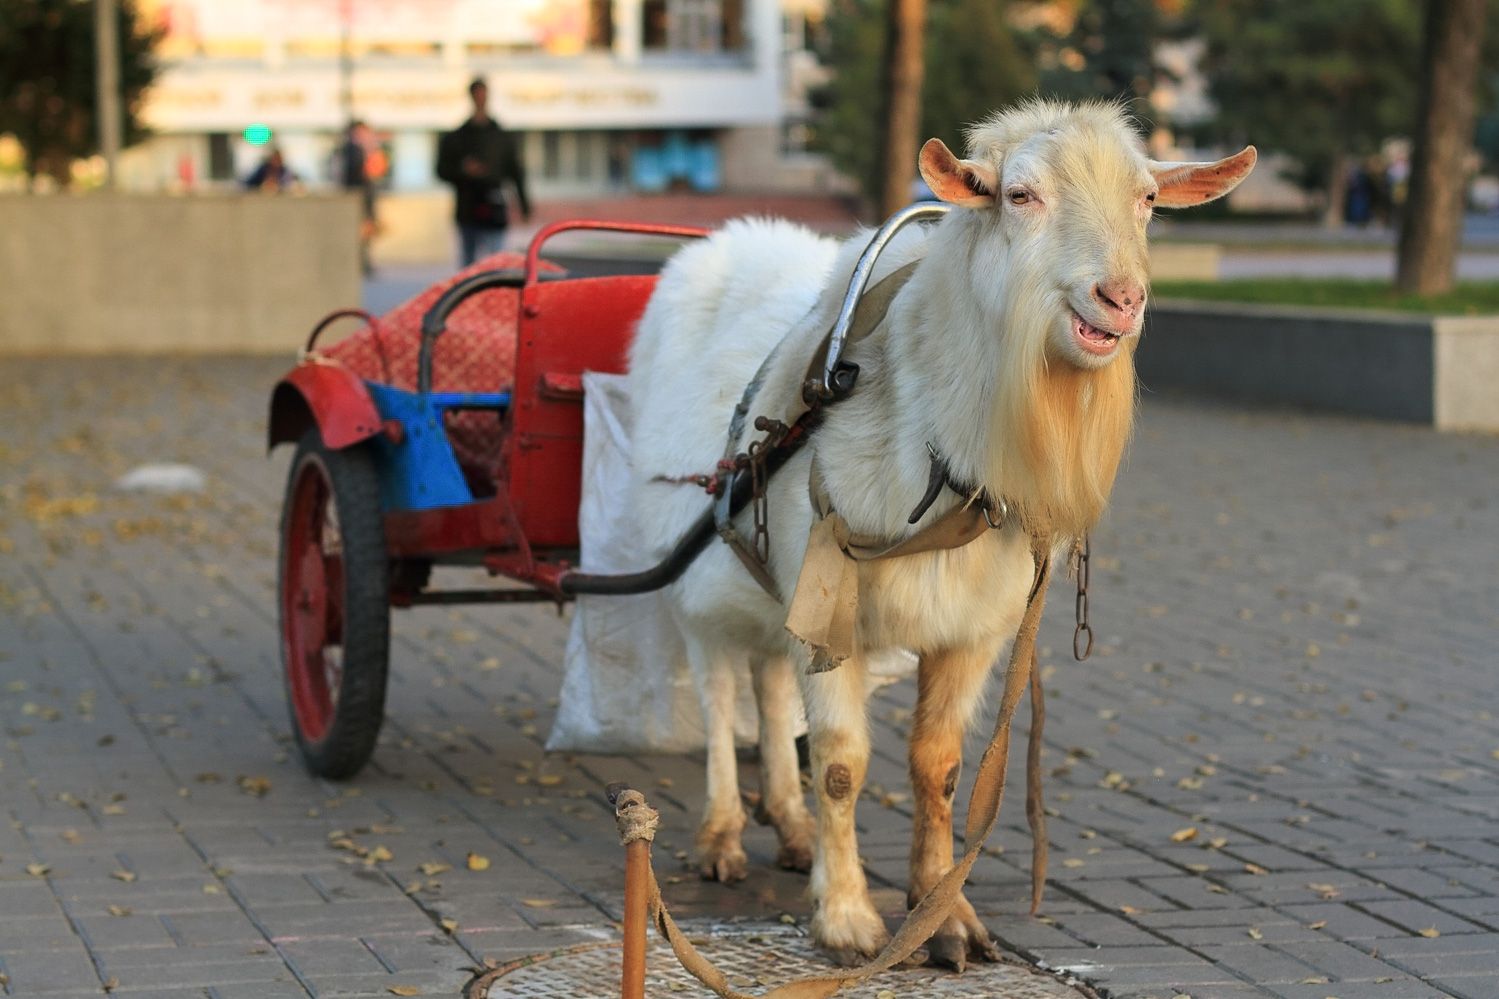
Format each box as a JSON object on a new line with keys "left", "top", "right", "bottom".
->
{"left": 1008, "top": 189, "right": 1031, "bottom": 205}
{"left": 1145, "top": 192, "right": 1157, "bottom": 203}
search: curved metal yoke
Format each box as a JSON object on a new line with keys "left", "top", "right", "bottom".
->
{"left": 810, "top": 201, "right": 951, "bottom": 403}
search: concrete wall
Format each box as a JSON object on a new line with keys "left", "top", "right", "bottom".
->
{"left": 0, "top": 194, "right": 361, "bottom": 355}
{"left": 1141, "top": 300, "right": 1499, "bottom": 431}
{"left": 1149, "top": 242, "right": 1219, "bottom": 281}
{"left": 370, "top": 191, "right": 455, "bottom": 266}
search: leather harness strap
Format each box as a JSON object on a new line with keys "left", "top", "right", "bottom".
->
{"left": 663, "top": 253, "right": 1057, "bottom": 996}
{"left": 618, "top": 538, "right": 1055, "bottom": 999}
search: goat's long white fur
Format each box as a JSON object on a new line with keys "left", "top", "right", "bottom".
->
{"left": 625, "top": 100, "right": 1254, "bottom": 965}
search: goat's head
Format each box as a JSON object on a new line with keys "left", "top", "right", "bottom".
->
{"left": 919, "top": 101, "right": 1255, "bottom": 371}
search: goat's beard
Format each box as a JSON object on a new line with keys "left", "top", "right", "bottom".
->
{"left": 986, "top": 282, "right": 1137, "bottom": 540}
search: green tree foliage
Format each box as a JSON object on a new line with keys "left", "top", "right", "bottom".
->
{"left": 1193, "top": 0, "right": 1421, "bottom": 191}
{"left": 813, "top": 0, "right": 1035, "bottom": 205}
{"left": 1040, "top": 0, "right": 1166, "bottom": 117}
{"left": 0, "top": 0, "right": 162, "bottom": 185}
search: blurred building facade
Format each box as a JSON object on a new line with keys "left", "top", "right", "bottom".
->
{"left": 127, "top": 0, "right": 838, "bottom": 197}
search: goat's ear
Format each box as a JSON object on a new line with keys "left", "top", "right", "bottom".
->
{"left": 919, "top": 138, "right": 998, "bottom": 208}
{"left": 1148, "top": 146, "right": 1257, "bottom": 209}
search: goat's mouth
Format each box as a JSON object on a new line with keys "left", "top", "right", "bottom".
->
{"left": 1070, "top": 311, "right": 1124, "bottom": 356}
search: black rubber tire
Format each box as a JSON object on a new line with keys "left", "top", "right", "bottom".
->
{"left": 279, "top": 428, "right": 391, "bottom": 779}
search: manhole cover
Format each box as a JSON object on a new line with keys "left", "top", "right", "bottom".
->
{"left": 487, "top": 921, "right": 1092, "bottom": 998}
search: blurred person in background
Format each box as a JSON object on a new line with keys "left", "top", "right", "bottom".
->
{"left": 338, "top": 120, "right": 378, "bottom": 275}
{"left": 244, "top": 148, "right": 298, "bottom": 192}
{"left": 437, "top": 78, "right": 530, "bottom": 267}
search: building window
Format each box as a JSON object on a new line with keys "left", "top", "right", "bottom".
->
{"left": 642, "top": 0, "right": 740, "bottom": 52}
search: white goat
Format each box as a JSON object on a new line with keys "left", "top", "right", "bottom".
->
{"left": 627, "top": 101, "right": 1254, "bottom": 968}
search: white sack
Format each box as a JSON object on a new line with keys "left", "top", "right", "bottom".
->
{"left": 547, "top": 372, "right": 758, "bottom": 754}
{"left": 546, "top": 373, "right": 916, "bottom": 756}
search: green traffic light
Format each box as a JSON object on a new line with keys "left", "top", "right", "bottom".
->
{"left": 244, "top": 124, "right": 272, "bottom": 146}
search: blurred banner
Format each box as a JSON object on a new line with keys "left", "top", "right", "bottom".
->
{"left": 143, "top": 0, "right": 588, "bottom": 57}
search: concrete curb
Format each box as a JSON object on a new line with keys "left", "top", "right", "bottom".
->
{"left": 1140, "top": 298, "right": 1499, "bottom": 431}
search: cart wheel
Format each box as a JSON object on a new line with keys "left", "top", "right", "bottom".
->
{"left": 279, "top": 428, "right": 390, "bottom": 779}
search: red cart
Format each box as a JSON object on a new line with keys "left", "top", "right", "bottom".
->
{"left": 268, "top": 220, "right": 711, "bottom": 777}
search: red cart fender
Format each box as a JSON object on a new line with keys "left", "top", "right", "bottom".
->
{"left": 268, "top": 358, "right": 384, "bottom": 451}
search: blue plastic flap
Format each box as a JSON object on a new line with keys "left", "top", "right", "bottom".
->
{"left": 363, "top": 382, "right": 510, "bottom": 512}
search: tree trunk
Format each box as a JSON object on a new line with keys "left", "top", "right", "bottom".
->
{"left": 1322, "top": 153, "right": 1350, "bottom": 228}
{"left": 879, "top": 0, "right": 927, "bottom": 220}
{"left": 96, "top": 0, "right": 122, "bottom": 190}
{"left": 1395, "top": 0, "right": 1487, "bottom": 295}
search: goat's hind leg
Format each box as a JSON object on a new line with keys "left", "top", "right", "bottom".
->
{"left": 685, "top": 637, "right": 748, "bottom": 883}
{"left": 909, "top": 644, "right": 1004, "bottom": 971}
{"left": 749, "top": 656, "right": 815, "bottom": 872}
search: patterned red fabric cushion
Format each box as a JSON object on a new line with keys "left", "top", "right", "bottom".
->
{"left": 320, "top": 251, "right": 544, "bottom": 486}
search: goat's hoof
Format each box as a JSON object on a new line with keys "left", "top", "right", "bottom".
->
{"left": 775, "top": 840, "right": 813, "bottom": 873}
{"left": 924, "top": 911, "right": 1001, "bottom": 972}
{"left": 811, "top": 906, "right": 889, "bottom": 966}
{"left": 696, "top": 822, "right": 747, "bottom": 884}
{"left": 774, "top": 814, "right": 815, "bottom": 872}
{"left": 699, "top": 851, "right": 748, "bottom": 884}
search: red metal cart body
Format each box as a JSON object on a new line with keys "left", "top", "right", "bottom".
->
{"left": 268, "top": 221, "right": 707, "bottom": 776}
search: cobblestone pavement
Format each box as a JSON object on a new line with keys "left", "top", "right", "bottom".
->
{"left": 0, "top": 357, "right": 1496, "bottom": 999}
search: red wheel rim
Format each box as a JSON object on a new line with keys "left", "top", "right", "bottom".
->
{"left": 282, "top": 454, "right": 346, "bottom": 743}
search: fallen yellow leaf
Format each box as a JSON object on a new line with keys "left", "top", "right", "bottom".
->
{"left": 111, "top": 869, "right": 136, "bottom": 882}
{"left": 535, "top": 775, "right": 563, "bottom": 787}
{"left": 1244, "top": 863, "right": 1269, "bottom": 875}
{"left": 440, "top": 918, "right": 459, "bottom": 934}
{"left": 1119, "top": 904, "right": 1145, "bottom": 915}
{"left": 1308, "top": 920, "right": 1327, "bottom": 930}
{"left": 388, "top": 987, "right": 420, "bottom": 996}
{"left": 1061, "top": 858, "right": 1085, "bottom": 868}
{"left": 1418, "top": 927, "right": 1440, "bottom": 938}
{"left": 1247, "top": 927, "right": 1263, "bottom": 939}
{"left": 367, "top": 846, "right": 393, "bottom": 863}
{"left": 522, "top": 898, "right": 558, "bottom": 907}
{"left": 236, "top": 775, "right": 271, "bottom": 797}
{"left": 417, "top": 862, "right": 452, "bottom": 876}
{"left": 107, "top": 905, "right": 132, "bottom": 917}
{"left": 25, "top": 863, "right": 49, "bottom": 877}
{"left": 467, "top": 852, "right": 490, "bottom": 871}
{"left": 1171, "top": 827, "right": 1198, "bottom": 843}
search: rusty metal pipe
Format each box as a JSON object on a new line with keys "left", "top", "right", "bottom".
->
{"left": 621, "top": 838, "right": 649, "bottom": 999}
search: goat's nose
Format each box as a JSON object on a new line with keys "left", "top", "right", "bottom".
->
{"left": 1093, "top": 280, "right": 1146, "bottom": 322}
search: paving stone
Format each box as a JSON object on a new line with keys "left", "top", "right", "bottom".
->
{"left": 1425, "top": 975, "right": 1499, "bottom": 999}
{"left": 3, "top": 359, "right": 1498, "bottom": 999}
{"left": 1354, "top": 900, "right": 1489, "bottom": 937}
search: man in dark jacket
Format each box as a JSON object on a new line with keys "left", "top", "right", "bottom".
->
{"left": 436, "top": 78, "right": 531, "bottom": 266}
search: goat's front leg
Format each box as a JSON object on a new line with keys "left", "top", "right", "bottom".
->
{"left": 685, "top": 638, "right": 747, "bottom": 883}
{"left": 749, "top": 656, "right": 815, "bottom": 871}
{"left": 909, "top": 643, "right": 1004, "bottom": 971}
{"left": 801, "top": 655, "right": 887, "bottom": 965}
